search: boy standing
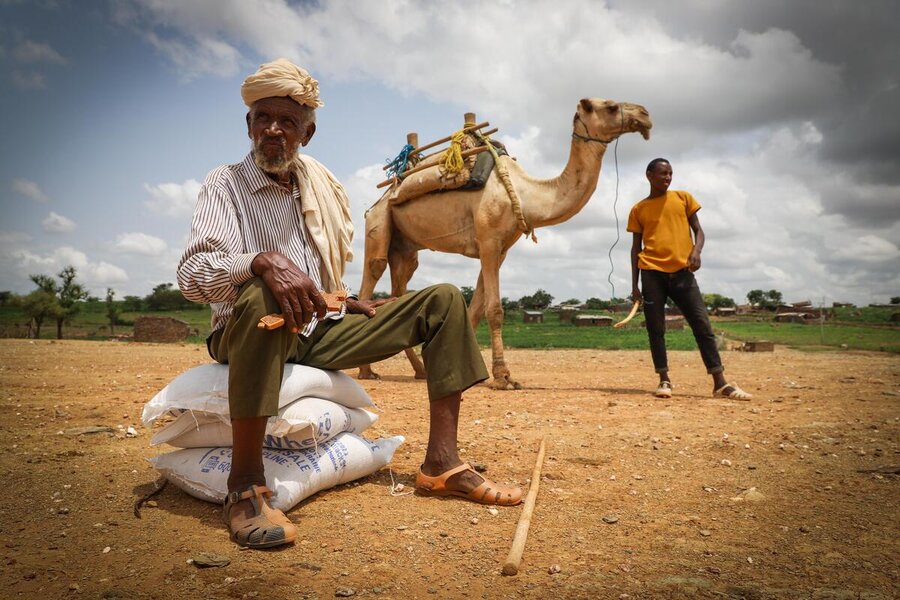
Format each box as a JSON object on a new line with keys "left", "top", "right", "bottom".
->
{"left": 627, "top": 158, "right": 752, "bottom": 400}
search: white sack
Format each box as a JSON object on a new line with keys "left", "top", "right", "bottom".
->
{"left": 149, "top": 433, "right": 403, "bottom": 511}
{"left": 142, "top": 363, "right": 372, "bottom": 427}
{"left": 150, "top": 397, "right": 378, "bottom": 450}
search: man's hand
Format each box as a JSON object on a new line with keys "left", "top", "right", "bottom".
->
{"left": 251, "top": 251, "right": 326, "bottom": 333}
{"left": 688, "top": 249, "right": 702, "bottom": 272}
{"left": 631, "top": 287, "right": 642, "bottom": 303}
{"left": 346, "top": 296, "right": 397, "bottom": 318}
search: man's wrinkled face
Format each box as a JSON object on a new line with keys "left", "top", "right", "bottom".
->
{"left": 647, "top": 161, "right": 672, "bottom": 193}
{"left": 247, "top": 97, "right": 315, "bottom": 174}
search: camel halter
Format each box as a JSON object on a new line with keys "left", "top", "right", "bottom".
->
{"left": 571, "top": 114, "right": 614, "bottom": 145}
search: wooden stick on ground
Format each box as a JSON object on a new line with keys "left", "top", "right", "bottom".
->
{"left": 502, "top": 436, "right": 547, "bottom": 576}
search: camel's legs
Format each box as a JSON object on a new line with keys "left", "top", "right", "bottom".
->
{"left": 387, "top": 246, "right": 428, "bottom": 379}
{"left": 357, "top": 200, "right": 391, "bottom": 381}
{"left": 468, "top": 271, "right": 486, "bottom": 330}
{"left": 477, "top": 244, "right": 520, "bottom": 390}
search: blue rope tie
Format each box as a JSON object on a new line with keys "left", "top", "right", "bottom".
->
{"left": 385, "top": 144, "right": 416, "bottom": 180}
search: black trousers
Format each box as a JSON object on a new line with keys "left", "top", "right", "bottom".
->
{"left": 641, "top": 269, "right": 724, "bottom": 375}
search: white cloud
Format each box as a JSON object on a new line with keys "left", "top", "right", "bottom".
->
{"left": 11, "top": 70, "right": 46, "bottom": 90}
{"left": 43, "top": 211, "right": 76, "bottom": 233}
{"left": 5, "top": 246, "right": 128, "bottom": 292}
{"left": 13, "top": 40, "right": 66, "bottom": 64}
{"left": 144, "top": 179, "right": 202, "bottom": 218}
{"left": 144, "top": 31, "right": 241, "bottom": 81}
{"left": 0, "top": 231, "right": 32, "bottom": 244}
{"left": 12, "top": 178, "right": 49, "bottom": 203}
{"left": 115, "top": 232, "right": 168, "bottom": 256}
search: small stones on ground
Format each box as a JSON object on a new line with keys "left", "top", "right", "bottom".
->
{"left": 487, "top": 508, "right": 499, "bottom": 516}
{"left": 699, "top": 529, "right": 712, "bottom": 537}
{"left": 427, "top": 587, "right": 437, "bottom": 594}
{"left": 470, "top": 517, "right": 479, "bottom": 525}
{"left": 471, "top": 462, "right": 488, "bottom": 473}
{"left": 602, "top": 514, "right": 619, "bottom": 524}
{"left": 747, "top": 464, "right": 758, "bottom": 470}
{"left": 189, "top": 553, "right": 231, "bottom": 568}
{"left": 335, "top": 587, "right": 355, "bottom": 597}
{"left": 439, "top": 531, "right": 448, "bottom": 537}
{"left": 799, "top": 525, "right": 811, "bottom": 533}
{"left": 548, "top": 564, "right": 562, "bottom": 574}
{"left": 102, "top": 546, "right": 111, "bottom": 554}
{"left": 706, "top": 566, "right": 721, "bottom": 574}
{"left": 721, "top": 459, "right": 732, "bottom": 467}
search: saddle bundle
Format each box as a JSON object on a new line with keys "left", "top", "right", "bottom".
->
{"left": 379, "top": 113, "right": 507, "bottom": 206}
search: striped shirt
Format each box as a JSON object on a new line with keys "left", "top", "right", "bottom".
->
{"left": 177, "top": 153, "right": 347, "bottom": 335}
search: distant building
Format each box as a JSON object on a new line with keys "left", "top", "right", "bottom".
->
{"left": 574, "top": 315, "right": 614, "bottom": 327}
{"left": 523, "top": 310, "right": 544, "bottom": 323}
{"left": 558, "top": 306, "right": 579, "bottom": 322}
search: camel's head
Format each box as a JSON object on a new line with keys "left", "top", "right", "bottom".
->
{"left": 574, "top": 98, "right": 652, "bottom": 142}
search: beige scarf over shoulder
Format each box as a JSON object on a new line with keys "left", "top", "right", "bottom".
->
{"left": 292, "top": 154, "right": 354, "bottom": 292}
{"left": 241, "top": 58, "right": 352, "bottom": 290}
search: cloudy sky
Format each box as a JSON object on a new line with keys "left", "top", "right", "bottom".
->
{"left": 2, "top": 0, "right": 898, "bottom": 307}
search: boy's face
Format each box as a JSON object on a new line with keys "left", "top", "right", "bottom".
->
{"left": 647, "top": 161, "right": 673, "bottom": 193}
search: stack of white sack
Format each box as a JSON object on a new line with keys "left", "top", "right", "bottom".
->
{"left": 143, "top": 363, "right": 404, "bottom": 511}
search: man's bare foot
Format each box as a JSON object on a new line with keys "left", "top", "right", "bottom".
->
{"left": 223, "top": 485, "right": 297, "bottom": 549}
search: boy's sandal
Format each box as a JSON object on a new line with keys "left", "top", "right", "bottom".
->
{"left": 654, "top": 381, "right": 674, "bottom": 398}
{"left": 714, "top": 383, "right": 753, "bottom": 400}
{"left": 416, "top": 463, "right": 523, "bottom": 506}
{"left": 223, "top": 485, "right": 297, "bottom": 549}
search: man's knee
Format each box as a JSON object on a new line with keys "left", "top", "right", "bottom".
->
{"left": 234, "top": 277, "right": 279, "bottom": 317}
{"left": 424, "top": 283, "right": 464, "bottom": 309}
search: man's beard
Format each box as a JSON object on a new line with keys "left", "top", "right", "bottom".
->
{"left": 251, "top": 137, "right": 299, "bottom": 174}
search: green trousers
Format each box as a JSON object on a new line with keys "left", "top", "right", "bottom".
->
{"left": 208, "top": 278, "right": 488, "bottom": 419}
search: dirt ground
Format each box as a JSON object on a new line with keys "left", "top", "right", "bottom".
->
{"left": 0, "top": 339, "right": 897, "bottom": 599}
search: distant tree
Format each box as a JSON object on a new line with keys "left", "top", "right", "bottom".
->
{"left": 460, "top": 286, "right": 475, "bottom": 305}
{"left": 54, "top": 266, "right": 89, "bottom": 339}
{"left": 561, "top": 298, "right": 581, "bottom": 306}
{"left": 584, "top": 297, "right": 607, "bottom": 310}
{"left": 891, "top": 296, "right": 900, "bottom": 304}
{"left": 145, "top": 283, "right": 192, "bottom": 311}
{"left": 519, "top": 289, "right": 553, "bottom": 310}
{"left": 21, "top": 288, "right": 60, "bottom": 338}
{"left": 500, "top": 297, "right": 518, "bottom": 313}
{"left": 0, "top": 291, "right": 12, "bottom": 307}
{"left": 31, "top": 274, "right": 56, "bottom": 294}
{"left": 106, "top": 288, "right": 120, "bottom": 335}
{"left": 747, "top": 289, "right": 783, "bottom": 310}
{"left": 122, "top": 295, "right": 143, "bottom": 312}
{"left": 703, "top": 293, "right": 736, "bottom": 310}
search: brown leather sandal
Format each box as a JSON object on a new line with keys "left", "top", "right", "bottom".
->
{"left": 223, "top": 485, "right": 297, "bottom": 549}
{"left": 415, "top": 463, "right": 523, "bottom": 506}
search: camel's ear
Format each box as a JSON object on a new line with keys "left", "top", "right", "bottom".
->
{"left": 579, "top": 98, "right": 594, "bottom": 113}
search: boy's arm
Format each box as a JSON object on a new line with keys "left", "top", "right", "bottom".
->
{"left": 630, "top": 232, "right": 643, "bottom": 302}
{"left": 687, "top": 212, "right": 705, "bottom": 272}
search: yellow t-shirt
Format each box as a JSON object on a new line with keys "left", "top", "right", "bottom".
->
{"left": 626, "top": 190, "right": 701, "bottom": 273}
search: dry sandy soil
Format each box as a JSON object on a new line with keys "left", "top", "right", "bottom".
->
{"left": 0, "top": 339, "right": 897, "bottom": 599}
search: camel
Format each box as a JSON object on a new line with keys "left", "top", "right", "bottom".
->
{"left": 357, "top": 98, "right": 652, "bottom": 389}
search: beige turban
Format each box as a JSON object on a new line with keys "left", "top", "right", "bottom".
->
{"left": 241, "top": 58, "right": 324, "bottom": 109}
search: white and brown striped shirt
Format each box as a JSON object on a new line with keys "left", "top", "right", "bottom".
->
{"left": 177, "top": 154, "right": 347, "bottom": 335}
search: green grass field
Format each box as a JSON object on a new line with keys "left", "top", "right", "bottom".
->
{"left": 1, "top": 302, "right": 897, "bottom": 353}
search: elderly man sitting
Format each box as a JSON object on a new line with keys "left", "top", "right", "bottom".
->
{"left": 176, "top": 59, "right": 522, "bottom": 549}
